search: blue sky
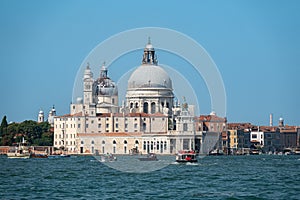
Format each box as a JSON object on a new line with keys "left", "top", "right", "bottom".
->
{"left": 0, "top": 0, "right": 299, "bottom": 126}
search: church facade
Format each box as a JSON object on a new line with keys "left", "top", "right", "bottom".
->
{"left": 53, "top": 41, "right": 212, "bottom": 155}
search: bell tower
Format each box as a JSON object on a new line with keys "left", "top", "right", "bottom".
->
{"left": 83, "top": 63, "right": 94, "bottom": 105}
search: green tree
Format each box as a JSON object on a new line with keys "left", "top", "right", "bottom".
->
{"left": 0, "top": 116, "right": 8, "bottom": 135}
{"left": 0, "top": 116, "right": 8, "bottom": 144}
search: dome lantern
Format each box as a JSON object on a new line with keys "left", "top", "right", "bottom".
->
{"left": 142, "top": 37, "right": 157, "bottom": 65}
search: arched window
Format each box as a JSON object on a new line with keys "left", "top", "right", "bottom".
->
{"left": 102, "top": 140, "right": 105, "bottom": 145}
{"left": 81, "top": 140, "right": 84, "bottom": 145}
{"left": 124, "top": 140, "right": 127, "bottom": 144}
{"left": 151, "top": 102, "right": 155, "bottom": 114}
{"left": 143, "top": 141, "right": 146, "bottom": 150}
{"left": 135, "top": 102, "right": 139, "bottom": 108}
{"left": 135, "top": 140, "right": 139, "bottom": 144}
{"left": 130, "top": 103, "right": 133, "bottom": 108}
{"left": 143, "top": 102, "right": 148, "bottom": 113}
{"left": 91, "top": 140, "right": 94, "bottom": 145}
{"left": 143, "top": 123, "right": 146, "bottom": 131}
{"left": 113, "top": 140, "right": 116, "bottom": 144}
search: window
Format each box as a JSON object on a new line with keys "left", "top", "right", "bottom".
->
{"left": 81, "top": 140, "right": 84, "bottom": 144}
{"left": 143, "top": 141, "right": 146, "bottom": 150}
{"left": 183, "top": 123, "right": 188, "bottom": 131}
{"left": 91, "top": 140, "right": 94, "bottom": 144}
{"left": 143, "top": 102, "right": 148, "bottom": 113}
{"left": 86, "top": 124, "right": 89, "bottom": 128}
{"left": 134, "top": 118, "right": 137, "bottom": 121}
{"left": 151, "top": 102, "right": 155, "bottom": 114}
{"left": 115, "top": 118, "right": 118, "bottom": 122}
{"left": 252, "top": 134, "right": 257, "bottom": 139}
{"left": 106, "top": 118, "right": 109, "bottom": 121}
{"left": 164, "top": 141, "right": 167, "bottom": 150}
{"left": 116, "top": 123, "right": 118, "bottom": 128}
{"left": 98, "top": 124, "right": 101, "bottom": 128}
{"left": 134, "top": 123, "right": 137, "bottom": 129}
{"left": 125, "top": 124, "right": 128, "bottom": 128}
{"left": 157, "top": 141, "right": 160, "bottom": 150}
{"left": 91, "top": 120, "right": 94, "bottom": 124}
{"left": 78, "top": 124, "right": 81, "bottom": 128}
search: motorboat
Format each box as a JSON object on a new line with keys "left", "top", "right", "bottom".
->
{"left": 138, "top": 153, "right": 158, "bottom": 161}
{"left": 7, "top": 140, "right": 30, "bottom": 159}
{"left": 30, "top": 153, "right": 48, "bottom": 158}
{"left": 176, "top": 150, "right": 197, "bottom": 163}
{"left": 100, "top": 153, "right": 117, "bottom": 162}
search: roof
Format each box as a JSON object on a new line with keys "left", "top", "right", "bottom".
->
{"left": 56, "top": 112, "right": 82, "bottom": 118}
{"left": 78, "top": 132, "right": 142, "bottom": 137}
{"left": 199, "top": 115, "right": 226, "bottom": 122}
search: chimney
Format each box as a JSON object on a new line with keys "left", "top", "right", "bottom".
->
{"left": 269, "top": 113, "right": 273, "bottom": 126}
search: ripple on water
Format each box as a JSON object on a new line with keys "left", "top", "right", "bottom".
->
{"left": 1, "top": 155, "right": 300, "bottom": 199}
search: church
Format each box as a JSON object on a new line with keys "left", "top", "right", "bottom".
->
{"left": 53, "top": 40, "right": 208, "bottom": 155}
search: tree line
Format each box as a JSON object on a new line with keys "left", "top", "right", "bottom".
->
{"left": 0, "top": 116, "right": 53, "bottom": 146}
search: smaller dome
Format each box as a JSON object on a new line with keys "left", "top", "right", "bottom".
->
{"left": 39, "top": 110, "right": 44, "bottom": 114}
{"left": 145, "top": 43, "right": 154, "bottom": 50}
{"left": 210, "top": 111, "right": 216, "bottom": 116}
{"left": 76, "top": 97, "right": 83, "bottom": 104}
{"left": 279, "top": 117, "right": 284, "bottom": 121}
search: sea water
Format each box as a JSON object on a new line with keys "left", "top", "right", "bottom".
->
{"left": 1, "top": 155, "right": 300, "bottom": 199}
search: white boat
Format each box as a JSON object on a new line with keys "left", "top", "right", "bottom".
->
{"left": 7, "top": 139, "right": 30, "bottom": 159}
{"left": 138, "top": 153, "right": 158, "bottom": 161}
{"left": 176, "top": 150, "right": 197, "bottom": 163}
{"left": 99, "top": 153, "right": 117, "bottom": 162}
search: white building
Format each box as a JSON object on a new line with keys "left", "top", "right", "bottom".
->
{"left": 54, "top": 40, "right": 202, "bottom": 154}
{"left": 250, "top": 131, "right": 264, "bottom": 146}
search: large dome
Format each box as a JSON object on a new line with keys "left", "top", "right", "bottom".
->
{"left": 127, "top": 64, "right": 172, "bottom": 89}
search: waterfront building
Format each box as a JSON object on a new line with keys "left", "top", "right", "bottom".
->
{"left": 228, "top": 130, "right": 238, "bottom": 154}
{"left": 196, "top": 113, "right": 227, "bottom": 154}
{"left": 228, "top": 122, "right": 299, "bottom": 154}
{"left": 53, "top": 41, "right": 213, "bottom": 155}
